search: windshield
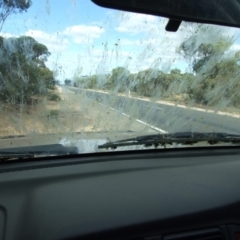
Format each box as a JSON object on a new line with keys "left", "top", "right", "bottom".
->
{"left": 0, "top": 0, "right": 240, "bottom": 157}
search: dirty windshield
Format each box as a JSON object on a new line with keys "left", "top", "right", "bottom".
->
{"left": 0, "top": 0, "right": 240, "bottom": 156}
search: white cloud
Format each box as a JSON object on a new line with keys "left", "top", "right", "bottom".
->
{"left": 0, "top": 30, "right": 70, "bottom": 57}
{"left": 0, "top": 33, "right": 17, "bottom": 38}
{"left": 63, "top": 25, "right": 105, "bottom": 44}
{"left": 117, "top": 35, "right": 183, "bottom": 69}
{"left": 115, "top": 12, "right": 158, "bottom": 34}
{"left": 229, "top": 44, "right": 240, "bottom": 52}
{"left": 25, "top": 30, "right": 69, "bottom": 53}
{"left": 224, "top": 43, "right": 240, "bottom": 58}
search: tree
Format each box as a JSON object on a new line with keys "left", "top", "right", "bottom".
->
{"left": 177, "top": 24, "right": 238, "bottom": 105}
{"left": 72, "top": 74, "right": 109, "bottom": 90}
{"left": 0, "top": 0, "right": 31, "bottom": 30}
{"left": 178, "top": 24, "right": 233, "bottom": 73}
{"left": 193, "top": 58, "right": 240, "bottom": 106}
{"left": 72, "top": 75, "right": 84, "bottom": 88}
{"left": 64, "top": 79, "right": 71, "bottom": 86}
{"left": 107, "top": 67, "right": 130, "bottom": 92}
{"left": 133, "top": 68, "right": 170, "bottom": 97}
{"left": 170, "top": 69, "right": 181, "bottom": 75}
{"left": 0, "top": 36, "right": 54, "bottom": 104}
{"left": 87, "top": 75, "right": 98, "bottom": 89}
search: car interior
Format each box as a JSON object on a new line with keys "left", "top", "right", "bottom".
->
{"left": 1, "top": 0, "right": 240, "bottom": 240}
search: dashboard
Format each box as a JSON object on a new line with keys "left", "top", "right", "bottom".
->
{"left": 1, "top": 146, "right": 240, "bottom": 240}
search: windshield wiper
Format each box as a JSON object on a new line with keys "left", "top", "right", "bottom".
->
{"left": 98, "top": 132, "right": 240, "bottom": 149}
{"left": 0, "top": 144, "right": 78, "bottom": 161}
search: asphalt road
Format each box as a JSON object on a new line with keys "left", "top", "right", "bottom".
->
{"left": 66, "top": 86, "right": 240, "bottom": 134}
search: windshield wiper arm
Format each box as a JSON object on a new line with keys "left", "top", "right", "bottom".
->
{"left": 0, "top": 144, "right": 78, "bottom": 161}
{"left": 98, "top": 132, "right": 240, "bottom": 149}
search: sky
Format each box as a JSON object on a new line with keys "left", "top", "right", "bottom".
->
{"left": 1, "top": 0, "right": 240, "bottom": 82}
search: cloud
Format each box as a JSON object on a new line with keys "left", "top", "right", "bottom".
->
{"left": 225, "top": 43, "right": 240, "bottom": 58}
{"left": 229, "top": 44, "right": 240, "bottom": 51}
{"left": 0, "top": 33, "right": 17, "bottom": 38}
{"left": 115, "top": 12, "right": 158, "bottom": 34}
{"left": 117, "top": 34, "right": 184, "bottom": 69}
{"left": 0, "top": 30, "right": 69, "bottom": 55}
{"left": 23, "top": 24, "right": 106, "bottom": 53}
{"left": 63, "top": 25, "right": 105, "bottom": 44}
{"left": 114, "top": 19, "right": 192, "bottom": 66}
{"left": 25, "top": 30, "right": 69, "bottom": 53}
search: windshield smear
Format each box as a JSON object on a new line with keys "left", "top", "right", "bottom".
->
{"left": 0, "top": 0, "right": 240, "bottom": 155}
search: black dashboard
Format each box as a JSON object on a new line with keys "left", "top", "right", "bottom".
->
{"left": 1, "top": 146, "right": 240, "bottom": 240}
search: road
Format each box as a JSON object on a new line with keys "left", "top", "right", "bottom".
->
{"left": 66, "top": 86, "right": 240, "bottom": 134}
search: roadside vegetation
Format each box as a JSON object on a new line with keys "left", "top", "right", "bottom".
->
{"left": 0, "top": 0, "right": 58, "bottom": 106}
{"left": 47, "top": 110, "right": 59, "bottom": 120}
{"left": 0, "top": 35, "right": 57, "bottom": 105}
{"left": 48, "top": 93, "right": 61, "bottom": 102}
{"left": 73, "top": 25, "right": 240, "bottom": 109}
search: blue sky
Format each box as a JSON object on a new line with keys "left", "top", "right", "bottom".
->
{"left": 1, "top": 0, "right": 240, "bottom": 82}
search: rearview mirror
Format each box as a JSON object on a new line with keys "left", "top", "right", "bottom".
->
{"left": 92, "top": 0, "right": 240, "bottom": 31}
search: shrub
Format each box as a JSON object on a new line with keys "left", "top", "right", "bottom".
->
{"left": 47, "top": 110, "right": 59, "bottom": 120}
{"left": 48, "top": 93, "right": 61, "bottom": 102}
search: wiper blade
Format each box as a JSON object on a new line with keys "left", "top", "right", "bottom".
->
{"left": 0, "top": 144, "right": 78, "bottom": 161}
{"left": 98, "top": 132, "right": 240, "bottom": 149}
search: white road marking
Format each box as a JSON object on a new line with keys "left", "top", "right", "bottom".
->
{"left": 98, "top": 102, "right": 168, "bottom": 134}
{"left": 69, "top": 88, "right": 167, "bottom": 133}
{"left": 122, "top": 113, "right": 130, "bottom": 117}
{"left": 136, "top": 119, "right": 168, "bottom": 133}
{"left": 151, "top": 106, "right": 163, "bottom": 110}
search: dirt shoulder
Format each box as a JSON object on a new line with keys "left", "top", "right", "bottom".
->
{"left": 0, "top": 86, "right": 157, "bottom": 139}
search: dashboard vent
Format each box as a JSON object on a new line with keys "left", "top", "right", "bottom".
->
{"left": 163, "top": 228, "right": 224, "bottom": 240}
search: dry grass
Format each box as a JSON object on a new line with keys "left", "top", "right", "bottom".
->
{"left": 0, "top": 87, "right": 157, "bottom": 138}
